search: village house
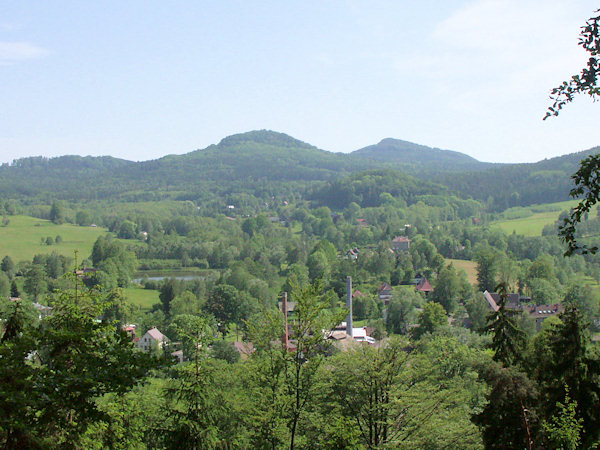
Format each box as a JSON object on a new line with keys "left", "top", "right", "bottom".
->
{"left": 352, "top": 289, "right": 366, "bottom": 299}
{"left": 378, "top": 282, "right": 393, "bottom": 304}
{"left": 482, "top": 291, "right": 525, "bottom": 312}
{"left": 346, "top": 248, "right": 359, "bottom": 260}
{"left": 528, "top": 304, "right": 565, "bottom": 331}
{"left": 482, "top": 290, "right": 563, "bottom": 330}
{"left": 415, "top": 277, "right": 433, "bottom": 296}
{"left": 327, "top": 325, "right": 376, "bottom": 346}
{"left": 122, "top": 324, "right": 136, "bottom": 339}
{"left": 171, "top": 349, "right": 184, "bottom": 363}
{"left": 391, "top": 235, "right": 411, "bottom": 252}
{"left": 75, "top": 267, "right": 99, "bottom": 278}
{"left": 137, "top": 326, "right": 167, "bottom": 352}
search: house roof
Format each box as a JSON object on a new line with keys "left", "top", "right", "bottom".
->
{"left": 75, "top": 267, "right": 98, "bottom": 274}
{"left": 379, "top": 282, "right": 392, "bottom": 293}
{"left": 233, "top": 341, "right": 255, "bottom": 355}
{"left": 483, "top": 291, "right": 523, "bottom": 311}
{"left": 147, "top": 327, "right": 165, "bottom": 341}
{"left": 483, "top": 291, "right": 499, "bottom": 312}
{"left": 351, "top": 327, "right": 367, "bottom": 338}
{"left": 327, "top": 330, "right": 348, "bottom": 340}
{"left": 326, "top": 327, "right": 375, "bottom": 343}
{"left": 352, "top": 290, "right": 366, "bottom": 298}
{"left": 416, "top": 277, "right": 433, "bottom": 292}
{"left": 392, "top": 236, "right": 411, "bottom": 243}
{"left": 528, "top": 304, "right": 564, "bottom": 318}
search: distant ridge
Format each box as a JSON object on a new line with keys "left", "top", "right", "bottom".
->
{"left": 349, "top": 138, "right": 492, "bottom": 172}
{"left": 0, "top": 130, "right": 597, "bottom": 210}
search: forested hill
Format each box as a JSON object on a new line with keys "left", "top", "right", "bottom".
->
{"left": 350, "top": 138, "right": 493, "bottom": 172}
{"left": 0, "top": 155, "right": 136, "bottom": 199}
{"left": 0, "top": 130, "right": 597, "bottom": 210}
{"left": 0, "top": 130, "right": 475, "bottom": 202}
{"left": 439, "top": 146, "right": 600, "bottom": 211}
{"left": 0, "top": 131, "right": 361, "bottom": 202}
{"left": 146, "top": 130, "right": 370, "bottom": 185}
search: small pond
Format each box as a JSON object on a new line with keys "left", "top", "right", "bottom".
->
{"left": 132, "top": 275, "right": 207, "bottom": 283}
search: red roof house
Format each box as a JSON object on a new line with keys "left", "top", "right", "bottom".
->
{"left": 416, "top": 277, "right": 433, "bottom": 296}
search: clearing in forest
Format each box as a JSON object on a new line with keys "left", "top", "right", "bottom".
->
{"left": 445, "top": 258, "right": 478, "bottom": 286}
{"left": 124, "top": 285, "right": 159, "bottom": 312}
{"left": 0, "top": 215, "right": 107, "bottom": 263}
{"left": 492, "top": 199, "right": 580, "bottom": 237}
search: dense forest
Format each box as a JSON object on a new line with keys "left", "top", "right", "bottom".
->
{"left": 1, "top": 130, "right": 598, "bottom": 212}
{"left": 1, "top": 129, "right": 600, "bottom": 448}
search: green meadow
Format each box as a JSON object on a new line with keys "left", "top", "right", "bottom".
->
{"left": 445, "top": 258, "right": 478, "bottom": 286}
{"left": 123, "top": 285, "right": 159, "bottom": 312}
{"left": 0, "top": 215, "right": 107, "bottom": 263}
{"left": 492, "top": 199, "right": 580, "bottom": 237}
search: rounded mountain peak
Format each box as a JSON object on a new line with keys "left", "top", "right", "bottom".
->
{"left": 218, "top": 130, "right": 313, "bottom": 149}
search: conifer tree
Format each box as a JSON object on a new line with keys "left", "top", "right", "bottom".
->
{"left": 534, "top": 305, "right": 600, "bottom": 447}
{"left": 484, "top": 283, "right": 527, "bottom": 366}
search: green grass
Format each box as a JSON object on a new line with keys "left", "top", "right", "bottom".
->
{"left": 290, "top": 222, "right": 302, "bottom": 234}
{"left": 492, "top": 199, "right": 580, "bottom": 237}
{"left": 581, "top": 275, "right": 600, "bottom": 295}
{"left": 124, "top": 285, "right": 159, "bottom": 311}
{"left": 446, "top": 258, "right": 478, "bottom": 286}
{"left": 0, "top": 215, "right": 108, "bottom": 263}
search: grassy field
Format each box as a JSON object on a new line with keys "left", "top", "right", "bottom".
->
{"left": 446, "top": 258, "right": 478, "bottom": 286}
{"left": 581, "top": 275, "right": 600, "bottom": 295}
{"left": 124, "top": 285, "right": 159, "bottom": 312}
{"left": 0, "top": 215, "right": 108, "bottom": 263}
{"left": 492, "top": 199, "right": 580, "bottom": 237}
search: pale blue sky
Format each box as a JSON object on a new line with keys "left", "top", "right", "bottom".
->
{"left": 1, "top": 0, "right": 599, "bottom": 164}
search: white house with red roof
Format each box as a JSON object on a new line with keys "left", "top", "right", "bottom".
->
{"left": 137, "top": 326, "right": 167, "bottom": 352}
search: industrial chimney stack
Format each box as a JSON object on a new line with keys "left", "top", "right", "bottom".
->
{"left": 346, "top": 276, "right": 353, "bottom": 337}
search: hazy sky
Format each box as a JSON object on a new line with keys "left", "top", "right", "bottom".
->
{"left": 1, "top": 0, "right": 599, "bottom": 164}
